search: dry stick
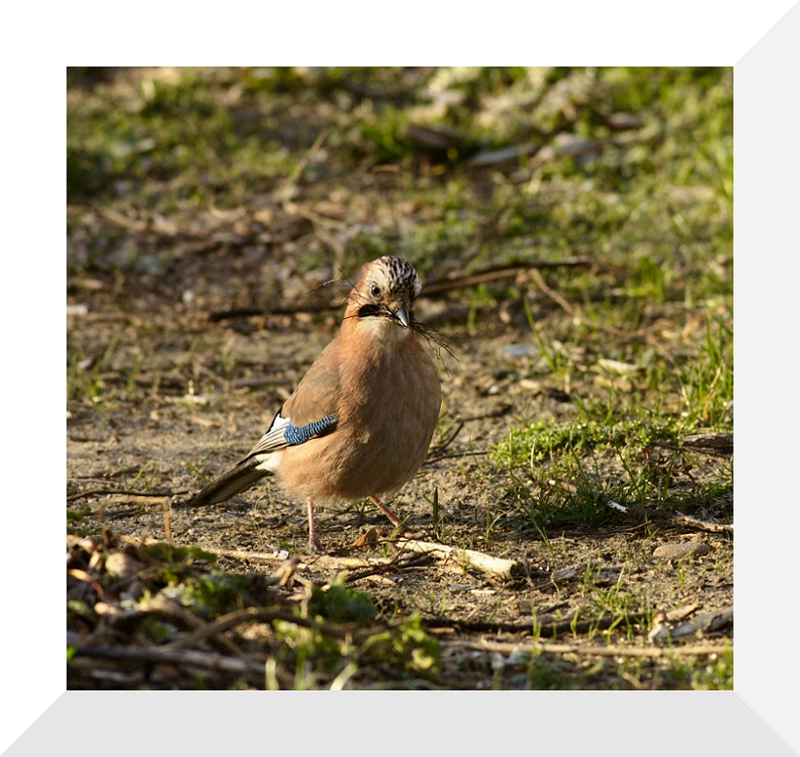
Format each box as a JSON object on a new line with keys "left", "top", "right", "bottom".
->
{"left": 164, "top": 607, "right": 318, "bottom": 651}
{"left": 637, "top": 506, "right": 733, "bottom": 534}
{"left": 116, "top": 535, "right": 297, "bottom": 567}
{"left": 72, "top": 617, "right": 647, "bottom": 691}
{"left": 422, "top": 258, "right": 593, "bottom": 297}
{"left": 68, "top": 646, "right": 296, "bottom": 690}
{"left": 111, "top": 534, "right": 366, "bottom": 568}
{"left": 426, "top": 421, "right": 464, "bottom": 461}
{"left": 649, "top": 607, "right": 733, "bottom": 641}
{"left": 213, "top": 547, "right": 394, "bottom": 570}
{"left": 197, "top": 540, "right": 436, "bottom": 580}
{"left": 648, "top": 433, "right": 734, "bottom": 459}
{"left": 163, "top": 606, "right": 377, "bottom": 653}
{"left": 453, "top": 639, "right": 730, "bottom": 659}
{"left": 117, "top": 535, "right": 417, "bottom": 574}
{"left": 426, "top": 449, "right": 490, "bottom": 463}
{"left": 148, "top": 599, "right": 244, "bottom": 656}
{"left": 120, "top": 530, "right": 518, "bottom": 582}
{"left": 528, "top": 267, "right": 635, "bottom": 338}
{"left": 671, "top": 512, "right": 732, "bottom": 534}
{"left": 275, "top": 130, "right": 331, "bottom": 203}
{"left": 67, "top": 488, "right": 167, "bottom": 502}
{"left": 207, "top": 259, "right": 595, "bottom": 322}
{"left": 426, "top": 409, "right": 510, "bottom": 463}
{"left": 424, "top": 611, "right": 650, "bottom": 637}
{"left": 93, "top": 204, "right": 148, "bottom": 233}
{"left": 342, "top": 552, "right": 433, "bottom": 584}
{"left": 681, "top": 432, "right": 734, "bottom": 450}
{"left": 78, "top": 612, "right": 689, "bottom": 691}
{"left": 70, "top": 644, "right": 269, "bottom": 678}
{"left": 101, "top": 603, "right": 371, "bottom": 668}
{"left": 528, "top": 267, "right": 678, "bottom": 364}
{"left": 103, "top": 597, "right": 244, "bottom": 657}
{"left": 658, "top": 444, "right": 733, "bottom": 461}
{"left": 274, "top": 129, "right": 348, "bottom": 272}
{"left": 396, "top": 539, "right": 523, "bottom": 580}
{"left": 121, "top": 533, "right": 517, "bottom": 585}
{"left": 120, "top": 531, "right": 520, "bottom": 580}
{"left": 552, "top": 480, "right": 732, "bottom": 534}
{"left": 209, "top": 302, "right": 335, "bottom": 321}
{"left": 162, "top": 496, "right": 173, "bottom": 546}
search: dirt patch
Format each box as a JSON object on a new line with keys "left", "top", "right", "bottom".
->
{"left": 67, "top": 277, "right": 732, "bottom": 690}
{"left": 67, "top": 67, "right": 732, "bottom": 690}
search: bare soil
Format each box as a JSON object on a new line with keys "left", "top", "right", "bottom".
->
{"left": 67, "top": 251, "right": 733, "bottom": 690}
{"left": 67, "top": 67, "right": 732, "bottom": 689}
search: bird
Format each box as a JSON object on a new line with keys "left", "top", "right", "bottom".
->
{"left": 185, "top": 255, "right": 443, "bottom": 553}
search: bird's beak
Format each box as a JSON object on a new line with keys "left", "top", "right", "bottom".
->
{"left": 394, "top": 304, "right": 411, "bottom": 328}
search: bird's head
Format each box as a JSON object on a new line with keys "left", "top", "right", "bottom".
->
{"left": 347, "top": 256, "right": 423, "bottom": 332}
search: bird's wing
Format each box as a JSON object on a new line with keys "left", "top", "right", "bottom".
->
{"left": 280, "top": 338, "right": 344, "bottom": 425}
{"left": 240, "top": 413, "right": 336, "bottom": 462}
{"left": 243, "top": 411, "right": 337, "bottom": 460}
{"left": 241, "top": 335, "right": 344, "bottom": 462}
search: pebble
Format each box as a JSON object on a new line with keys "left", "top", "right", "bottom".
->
{"left": 653, "top": 542, "right": 710, "bottom": 561}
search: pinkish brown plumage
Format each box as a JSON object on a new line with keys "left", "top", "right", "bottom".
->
{"left": 185, "top": 256, "right": 442, "bottom": 552}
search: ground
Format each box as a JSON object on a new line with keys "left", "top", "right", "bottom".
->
{"left": 67, "top": 67, "right": 733, "bottom": 689}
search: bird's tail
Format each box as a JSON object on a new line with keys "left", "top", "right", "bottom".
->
{"left": 184, "top": 458, "right": 270, "bottom": 507}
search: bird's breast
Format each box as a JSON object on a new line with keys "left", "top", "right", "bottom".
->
{"left": 277, "top": 332, "right": 441, "bottom": 504}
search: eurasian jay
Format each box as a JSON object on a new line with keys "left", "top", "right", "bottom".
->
{"left": 185, "top": 255, "right": 443, "bottom": 552}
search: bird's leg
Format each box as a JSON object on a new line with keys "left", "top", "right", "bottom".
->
{"left": 307, "top": 499, "right": 323, "bottom": 553}
{"left": 370, "top": 496, "right": 407, "bottom": 534}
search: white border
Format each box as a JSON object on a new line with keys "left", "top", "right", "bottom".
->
{"left": 6, "top": 1, "right": 797, "bottom": 753}
{"left": 734, "top": 1, "right": 800, "bottom": 753}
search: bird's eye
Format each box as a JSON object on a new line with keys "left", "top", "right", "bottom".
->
{"left": 370, "top": 284, "right": 381, "bottom": 298}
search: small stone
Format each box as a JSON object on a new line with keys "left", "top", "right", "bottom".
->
{"left": 653, "top": 542, "right": 710, "bottom": 561}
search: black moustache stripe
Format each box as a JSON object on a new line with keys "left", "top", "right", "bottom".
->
{"left": 357, "top": 304, "right": 384, "bottom": 319}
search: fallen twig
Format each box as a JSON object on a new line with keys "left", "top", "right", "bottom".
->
{"left": 452, "top": 638, "right": 730, "bottom": 659}
{"left": 70, "top": 643, "right": 268, "bottom": 677}
{"left": 648, "top": 606, "right": 733, "bottom": 642}
{"left": 426, "top": 422, "right": 464, "bottom": 461}
{"left": 423, "top": 259, "right": 593, "bottom": 297}
{"left": 162, "top": 605, "right": 354, "bottom": 650}
{"left": 67, "top": 488, "right": 170, "bottom": 502}
{"left": 528, "top": 267, "right": 683, "bottom": 366}
{"left": 547, "top": 480, "right": 732, "bottom": 534}
{"left": 347, "top": 553, "right": 435, "bottom": 582}
{"left": 670, "top": 512, "right": 732, "bottom": 534}
{"left": 396, "top": 539, "right": 522, "bottom": 579}
{"left": 529, "top": 267, "right": 643, "bottom": 340}
{"left": 638, "top": 507, "right": 733, "bottom": 534}
{"left": 86, "top": 597, "right": 242, "bottom": 657}
{"left": 424, "top": 611, "right": 650, "bottom": 637}
{"left": 275, "top": 130, "right": 331, "bottom": 203}
{"left": 207, "top": 259, "right": 596, "bottom": 322}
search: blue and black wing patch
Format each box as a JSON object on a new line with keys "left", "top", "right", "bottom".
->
{"left": 284, "top": 414, "right": 338, "bottom": 445}
{"left": 245, "top": 412, "right": 338, "bottom": 459}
